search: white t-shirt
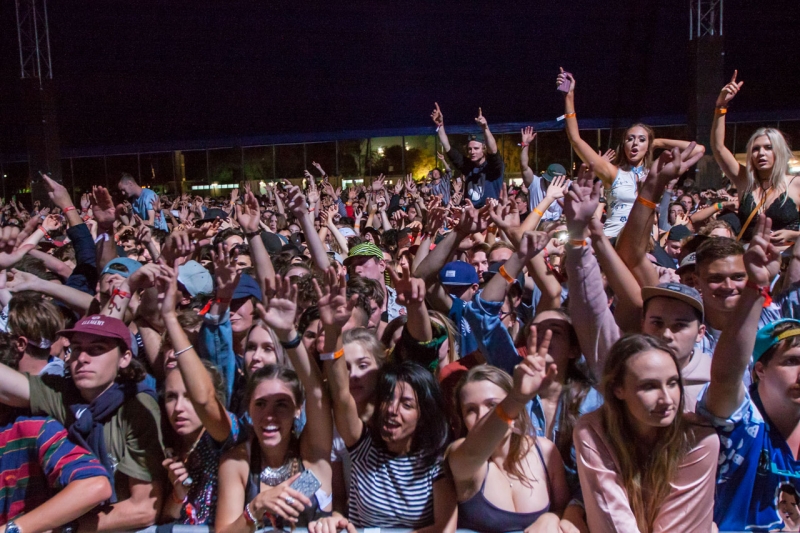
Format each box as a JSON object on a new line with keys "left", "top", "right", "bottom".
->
{"left": 603, "top": 166, "right": 647, "bottom": 237}
{"left": 528, "top": 175, "right": 563, "bottom": 221}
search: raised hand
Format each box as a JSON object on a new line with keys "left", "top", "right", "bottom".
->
{"left": 564, "top": 163, "right": 603, "bottom": 234}
{"left": 436, "top": 151, "right": 446, "bottom": 162}
{"left": 557, "top": 67, "right": 576, "bottom": 94}
{"left": 80, "top": 194, "right": 91, "bottom": 211}
{"left": 40, "top": 214, "right": 61, "bottom": 234}
{"left": 211, "top": 243, "right": 240, "bottom": 297}
{"left": 545, "top": 175, "right": 569, "bottom": 200}
{"left": 235, "top": 190, "right": 261, "bottom": 233}
{"left": 515, "top": 325, "right": 557, "bottom": 401}
{"left": 745, "top": 215, "right": 780, "bottom": 286}
{"left": 455, "top": 202, "right": 491, "bottom": 236}
{"left": 650, "top": 142, "right": 705, "bottom": 187}
{"left": 372, "top": 174, "right": 386, "bottom": 192}
{"left": 394, "top": 179, "right": 404, "bottom": 195}
{"left": 90, "top": 186, "right": 116, "bottom": 231}
{"left": 521, "top": 126, "right": 536, "bottom": 146}
{"left": 127, "top": 263, "right": 167, "bottom": 292}
{"left": 601, "top": 148, "right": 616, "bottom": 162}
{"left": 474, "top": 107, "right": 488, "bottom": 129}
{"left": 425, "top": 206, "right": 448, "bottom": 237}
{"left": 307, "top": 179, "right": 320, "bottom": 205}
{"left": 431, "top": 102, "right": 443, "bottom": 126}
{"left": 388, "top": 265, "right": 425, "bottom": 307}
{"left": 42, "top": 175, "right": 74, "bottom": 210}
{"left": 716, "top": 70, "right": 743, "bottom": 108}
{"left": 257, "top": 275, "right": 298, "bottom": 335}
{"left": 488, "top": 197, "right": 519, "bottom": 232}
{"left": 314, "top": 267, "right": 356, "bottom": 330}
{"left": 286, "top": 186, "right": 309, "bottom": 219}
{"left": 516, "top": 231, "right": 550, "bottom": 262}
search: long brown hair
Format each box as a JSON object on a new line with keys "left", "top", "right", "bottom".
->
{"left": 612, "top": 123, "right": 655, "bottom": 171}
{"left": 601, "top": 334, "right": 691, "bottom": 533}
{"left": 454, "top": 365, "right": 535, "bottom": 488}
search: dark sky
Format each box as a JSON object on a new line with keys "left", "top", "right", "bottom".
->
{"left": 0, "top": 0, "right": 798, "bottom": 153}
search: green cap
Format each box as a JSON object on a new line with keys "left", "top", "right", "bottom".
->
{"left": 344, "top": 242, "right": 384, "bottom": 267}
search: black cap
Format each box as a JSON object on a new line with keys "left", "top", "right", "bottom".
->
{"left": 667, "top": 224, "right": 692, "bottom": 242}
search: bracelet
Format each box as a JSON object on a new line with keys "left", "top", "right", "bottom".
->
{"left": 520, "top": 142, "right": 529, "bottom": 148}
{"left": 62, "top": 205, "right": 76, "bottom": 214}
{"left": 745, "top": 280, "right": 773, "bottom": 307}
{"left": 498, "top": 265, "right": 515, "bottom": 284}
{"left": 38, "top": 225, "right": 49, "bottom": 236}
{"left": 495, "top": 404, "right": 514, "bottom": 425}
{"left": 171, "top": 491, "right": 187, "bottom": 504}
{"left": 564, "top": 112, "right": 576, "bottom": 119}
{"left": 174, "top": 345, "right": 194, "bottom": 357}
{"left": 716, "top": 202, "right": 724, "bottom": 211}
{"left": 636, "top": 196, "right": 658, "bottom": 210}
{"left": 245, "top": 230, "right": 261, "bottom": 239}
{"left": 243, "top": 502, "right": 259, "bottom": 526}
{"left": 111, "top": 288, "right": 132, "bottom": 299}
{"left": 308, "top": 207, "right": 315, "bottom": 212}
{"left": 487, "top": 226, "right": 498, "bottom": 235}
{"left": 570, "top": 239, "right": 587, "bottom": 247}
{"left": 533, "top": 207, "right": 544, "bottom": 217}
{"left": 279, "top": 332, "right": 302, "bottom": 350}
{"left": 319, "top": 348, "right": 345, "bottom": 361}
{"left": 715, "top": 106, "right": 728, "bottom": 115}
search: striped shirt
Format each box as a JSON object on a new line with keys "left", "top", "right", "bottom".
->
{"left": 0, "top": 414, "right": 110, "bottom": 522}
{"left": 347, "top": 430, "right": 444, "bottom": 528}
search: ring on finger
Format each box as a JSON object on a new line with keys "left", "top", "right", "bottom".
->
{"left": 285, "top": 495, "right": 295, "bottom": 505}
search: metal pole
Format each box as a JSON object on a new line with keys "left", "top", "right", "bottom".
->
{"left": 15, "top": 1, "right": 25, "bottom": 78}
{"left": 335, "top": 140, "right": 339, "bottom": 176}
{"left": 272, "top": 145, "right": 276, "bottom": 181}
{"left": 31, "top": 0, "right": 42, "bottom": 85}
{"left": 42, "top": 0, "right": 52, "bottom": 78}
{"left": 401, "top": 136, "right": 406, "bottom": 175}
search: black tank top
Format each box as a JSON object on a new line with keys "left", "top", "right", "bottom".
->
{"left": 738, "top": 190, "right": 800, "bottom": 241}
{"left": 457, "top": 441, "right": 552, "bottom": 532}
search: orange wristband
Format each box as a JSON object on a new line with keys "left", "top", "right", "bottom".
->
{"left": 564, "top": 112, "right": 576, "bottom": 119}
{"left": 570, "top": 239, "right": 587, "bottom": 247}
{"left": 636, "top": 196, "right": 657, "bottom": 210}
{"left": 498, "top": 265, "right": 515, "bottom": 283}
{"left": 533, "top": 208, "right": 544, "bottom": 217}
{"left": 715, "top": 107, "right": 728, "bottom": 115}
{"left": 495, "top": 404, "right": 514, "bottom": 425}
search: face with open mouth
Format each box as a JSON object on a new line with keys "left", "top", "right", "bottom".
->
{"left": 623, "top": 126, "right": 650, "bottom": 166}
{"left": 750, "top": 134, "right": 775, "bottom": 173}
{"left": 249, "top": 379, "right": 300, "bottom": 448}
{"left": 379, "top": 381, "right": 420, "bottom": 453}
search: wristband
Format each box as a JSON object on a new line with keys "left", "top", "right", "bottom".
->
{"left": 109, "top": 288, "right": 132, "bottom": 309}
{"left": 62, "top": 205, "right": 76, "bottom": 214}
{"left": 564, "top": 112, "right": 576, "bottom": 119}
{"left": 171, "top": 491, "right": 187, "bottom": 505}
{"left": 495, "top": 404, "right": 514, "bottom": 425}
{"left": 636, "top": 196, "right": 658, "bottom": 210}
{"left": 716, "top": 202, "right": 724, "bottom": 211}
{"left": 319, "top": 348, "right": 345, "bottom": 361}
{"left": 715, "top": 106, "right": 728, "bottom": 115}
{"left": 308, "top": 207, "right": 315, "bottom": 212}
{"left": 570, "top": 239, "right": 587, "bottom": 247}
{"left": 520, "top": 142, "right": 529, "bottom": 148}
{"left": 243, "top": 502, "right": 259, "bottom": 526}
{"left": 94, "top": 233, "right": 109, "bottom": 244}
{"left": 745, "top": 280, "right": 773, "bottom": 307}
{"left": 533, "top": 207, "right": 544, "bottom": 217}
{"left": 498, "top": 265, "right": 515, "bottom": 284}
{"left": 279, "top": 332, "right": 302, "bottom": 350}
{"left": 487, "top": 226, "right": 498, "bottom": 235}
{"left": 38, "top": 225, "right": 49, "bottom": 236}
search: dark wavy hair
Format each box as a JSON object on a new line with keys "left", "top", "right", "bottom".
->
{"left": 369, "top": 361, "right": 450, "bottom": 462}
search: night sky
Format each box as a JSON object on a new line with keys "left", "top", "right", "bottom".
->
{"left": 0, "top": 0, "right": 798, "bottom": 154}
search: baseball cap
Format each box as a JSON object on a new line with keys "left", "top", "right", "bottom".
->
{"left": 543, "top": 164, "right": 567, "bottom": 183}
{"left": 467, "top": 133, "right": 486, "bottom": 145}
{"left": 178, "top": 260, "right": 213, "bottom": 297}
{"left": 667, "top": 224, "right": 693, "bottom": 242}
{"left": 339, "top": 227, "right": 357, "bottom": 238}
{"left": 100, "top": 258, "right": 142, "bottom": 279}
{"left": 261, "top": 231, "right": 285, "bottom": 255}
{"left": 233, "top": 273, "right": 262, "bottom": 302}
{"left": 641, "top": 282, "right": 704, "bottom": 319}
{"left": 676, "top": 252, "right": 697, "bottom": 275}
{"left": 58, "top": 315, "right": 132, "bottom": 351}
{"left": 196, "top": 208, "right": 229, "bottom": 225}
{"left": 754, "top": 319, "right": 800, "bottom": 363}
{"left": 439, "top": 261, "right": 479, "bottom": 286}
{"left": 344, "top": 242, "right": 384, "bottom": 267}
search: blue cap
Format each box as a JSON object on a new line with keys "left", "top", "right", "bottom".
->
{"left": 754, "top": 319, "right": 800, "bottom": 363}
{"left": 100, "top": 258, "right": 142, "bottom": 279}
{"left": 178, "top": 260, "right": 213, "bottom": 297}
{"left": 233, "top": 273, "right": 262, "bottom": 302}
{"left": 439, "top": 261, "right": 479, "bottom": 286}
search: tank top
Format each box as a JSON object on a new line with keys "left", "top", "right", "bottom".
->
{"left": 738, "top": 190, "right": 800, "bottom": 241}
{"left": 603, "top": 166, "right": 647, "bottom": 237}
{"left": 457, "top": 441, "right": 552, "bottom": 532}
{"left": 244, "top": 436, "right": 328, "bottom": 527}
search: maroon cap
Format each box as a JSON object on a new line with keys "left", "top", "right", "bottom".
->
{"left": 58, "top": 315, "right": 132, "bottom": 351}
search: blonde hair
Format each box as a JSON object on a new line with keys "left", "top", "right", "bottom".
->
{"left": 744, "top": 128, "right": 794, "bottom": 198}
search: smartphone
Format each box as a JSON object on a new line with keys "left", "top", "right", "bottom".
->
{"left": 557, "top": 72, "right": 572, "bottom": 93}
{"left": 290, "top": 469, "right": 321, "bottom": 499}
{"left": 553, "top": 230, "right": 569, "bottom": 246}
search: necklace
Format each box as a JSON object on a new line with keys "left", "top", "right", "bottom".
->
{"left": 491, "top": 459, "right": 514, "bottom": 488}
{"left": 260, "top": 457, "right": 297, "bottom": 486}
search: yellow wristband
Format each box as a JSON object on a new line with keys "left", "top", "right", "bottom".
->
{"left": 533, "top": 208, "right": 544, "bottom": 217}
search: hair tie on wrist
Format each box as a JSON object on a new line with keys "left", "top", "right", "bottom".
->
{"left": 280, "top": 333, "right": 302, "bottom": 350}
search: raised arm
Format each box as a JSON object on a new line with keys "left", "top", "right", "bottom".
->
{"left": 557, "top": 68, "right": 617, "bottom": 184}
{"left": 236, "top": 189, "right": 275, "bottom": 291}
{"left": 6, "top": 269, "right": 94, "bottom": 314}
{"left": 431, "top": 102, "right": 451, "bottom": 153}
{"left": 474, "top": 108, "right": 498, "bottom": 154}
{"left": 287, "top": 186, "right": 330, "bottom": 273}
{"left": 520, "top": 127, "right": 536, "bottom": 186}
{"left": 710, "top": 70, "right": 748, "bottom": 190}
{"left": 317, "top": 269, "right": 363, "bottom": 448}
{"left": 389, "top": 265, "right": 431, "bottom": 343}
{"left": 652, "top": 138, "right": 706, "bottom": 159}
{"left": 704, "top": 215, "right": 779, "bottom": 419}
{"left": 259, "top": 275, "right": 333, "bottom": 465}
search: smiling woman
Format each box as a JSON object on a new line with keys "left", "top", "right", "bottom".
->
{"left": 574, "top": 334, "right": 719, "bottom": 533}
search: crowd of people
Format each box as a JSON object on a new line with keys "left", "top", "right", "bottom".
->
{"left": 0, "top": 69, "right": 799, "bottom": 533}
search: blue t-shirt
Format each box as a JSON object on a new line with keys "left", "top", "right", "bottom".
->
{"left": 447, "top": 297, "right": 478, "bottom": 358}
{"left": 133, "top": 189, "right": 167, "bottom": 231}
{"left": 697, "top": 384, "right": 800, "bottom": 531}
